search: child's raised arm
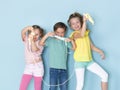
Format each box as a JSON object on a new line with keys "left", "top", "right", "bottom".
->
{"left": 80, "top": 15, "right": 87, "bottom": 37}
{"left": 39, "top": 32, "right": 55, "bottom": 46}
{"left": 21, "top": 26, "right": 33, "bottom": 41}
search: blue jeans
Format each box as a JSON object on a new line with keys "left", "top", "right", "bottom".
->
{"left": 49, "top": 68, "right": 68, "bottom": 90}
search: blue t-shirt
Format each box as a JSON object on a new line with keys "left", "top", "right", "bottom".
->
{"left": 45, "top": 37, "right": 72, "bottom": 69}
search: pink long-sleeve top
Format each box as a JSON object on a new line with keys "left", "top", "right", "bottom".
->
{"left": 24, "top": 37, "right": 43, "bottom": 64}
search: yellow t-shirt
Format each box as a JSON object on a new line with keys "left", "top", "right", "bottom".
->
{"left": 70, "top": 30, "right": 92, "bottom": 62}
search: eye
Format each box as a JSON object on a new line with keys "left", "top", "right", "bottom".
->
{"left": 71, "top": 23, "right": 75, "bottom": 26}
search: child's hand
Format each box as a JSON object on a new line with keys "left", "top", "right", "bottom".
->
{"left": 83, "top": 13, "right": 94, "bottom": 25}
{"left": 99, "top": 51, "right": 105, "bottom": 60}
{"left": 29, "top": 33, "right": 34, "bottom": 41}
{"left": 29, "top": 30, "right": 35, "bottom": 42}
{"left": 83, "top": 15, "right": 88, "bottom": 22}
{"left": 27, "top": 26, "right": 34, "bottom": 31}
{"left": 46, "top": 32, "right": 55, "bottom": 37}
{"left": 65, "top": 38, "right": 72, "bottom": 42}
{"left": 73, "top": 32, "right": 81, "bottom": 39}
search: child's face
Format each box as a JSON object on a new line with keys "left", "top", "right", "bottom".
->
{"left": 69, "top": 17, "right": 82, "bottom": 31}
{"left": 33, "top": 29, "right": 41, "bottom": 41}
{"left": 54, "top": 28, "right": 65, "bottom": 37}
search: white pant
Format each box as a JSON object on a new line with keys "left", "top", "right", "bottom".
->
{"left": 24, "top": 61, "right": 44, "bottom": 77}
{"left": 75, "top": 62, "right": 108, "bottom": 90}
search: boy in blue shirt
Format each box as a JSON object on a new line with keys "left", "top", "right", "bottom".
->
{"left": 40, "top": 22, "right": 75, "bottom": 90}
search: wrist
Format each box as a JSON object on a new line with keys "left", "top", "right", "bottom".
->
{"left": 83, "top": 20, "right": 86, "bottom": 24}
{"left": 99, "top": 51, "right": 103, "bottom": 54}
{"left": 45, "top": 34, "right": 50, "bottom": 38}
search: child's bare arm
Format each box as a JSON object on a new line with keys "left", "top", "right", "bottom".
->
{"left": 90, "top": 40, "right": 105, "bottom": 59}
{"left": 39, "top": 32, "right": 55, "bottom": 46}
{"left": 31, "top": 40, "right": 40, "bottom": 52}
{"left": 21, "top": 26, "right": 33, "bottom": 41}
{"left": 80, "top": 16, "right": 87, "bottom": 37}
{"left": 65, "top": 38, "right": 76, "bottom": 50}
{"left": 71, "top": 39, "right": 76, "bottom": 50}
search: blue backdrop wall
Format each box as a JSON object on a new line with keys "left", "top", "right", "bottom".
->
{"left": 0, "top": 0, "right": 120, "bottom": 90}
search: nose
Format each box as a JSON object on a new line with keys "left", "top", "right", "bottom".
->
{"left": 57, "top": 34, "right": 63, "bottom": 37}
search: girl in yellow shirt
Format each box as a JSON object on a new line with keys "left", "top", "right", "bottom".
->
{"left": 68, "top": 12, "right": 108, "bottom": 90}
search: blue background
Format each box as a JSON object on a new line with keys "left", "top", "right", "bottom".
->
{"left": 0, "top": 0, "right": 120, "bottom": 90}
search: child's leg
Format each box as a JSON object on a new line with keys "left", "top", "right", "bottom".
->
{"left": 49, "top": 68, "right": 58, "bottom": 90}
{"left": 75, "top": 68, "right": 85, "bottom": 90}
{"left": 59, "top": 69, "right": 67, "bottom": 90}
{"left": 19, "top": 74, "right": 32, "bottom": 90}
{"left": 101, "top": 82, "right": 108, "bottom": 90}
{"left": 87, "top": 62, "right": 108, "bottom": 90}
{"left": 34, "top": 76, "right": 42, "bottom": 90}
{"left": 33, "top": 62, "right": 44, "bottom": 90}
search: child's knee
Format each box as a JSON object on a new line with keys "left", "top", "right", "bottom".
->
{"left": 102, "top": 72, "right": 108, "bottom": 82}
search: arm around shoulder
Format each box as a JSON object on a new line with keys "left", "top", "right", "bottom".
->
{"left": 39, "top": 32, "right": 55, "bottom": 46}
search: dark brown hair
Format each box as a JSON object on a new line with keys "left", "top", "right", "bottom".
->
{"left": 53, "top": 22, "right": 67, "bottom": 32}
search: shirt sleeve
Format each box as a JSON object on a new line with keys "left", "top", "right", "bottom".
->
{"left": 86, "top": 30, "right": 90, "bottom": 35}
{"left": 44, "top": 37, "right": 51, "bottom": 47}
